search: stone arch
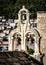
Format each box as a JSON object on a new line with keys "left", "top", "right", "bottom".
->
{"left": 8, "top": 29, "right": 22, "bottom": 51}
{"left": 8, "top": 29, "right": 21, "bottom": 37}
{"left": 18, "top": 6, "right": 29, "bottom": 14}
{"left": 25, "top": 28, "right": 40, "bottom": 37}
{"left": 25, "top": 28, "right": 40, "bottom": 55}
{"left": 18, "top": 6, "right": 29, "bottom": 25}
{"left": 25, "top": 32, "right": 35, "bottom": 54}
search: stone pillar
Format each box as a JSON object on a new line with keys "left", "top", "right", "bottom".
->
{"left": 34, "top": 37, "right": 40, "bottom": 61}
{"left": 23, "top": 28, "right": 26, "bottom": 51}
{"left": 34, "top": 37, "right": 40, "bottom": 55}
{"left": 18, "top": 13, "right": 21, "bottom": 31}
{"left": 8, "top": 37, "right": 11, "bottom": 51}
{"left": 35, "top": 42, "right": 39, "bottom": 54}
{"left": 8, "top": 37, "right": 13, "bottom": 51}
{"left": 14, "top": 39, "right": 16, "bottom": 51}
{"left": 14, "top": 38, "right": 18, "bottom": 51}
{"left": 21, "top": 30, "right": 24, "bottom": 50}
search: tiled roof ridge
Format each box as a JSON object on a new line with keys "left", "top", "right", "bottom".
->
{"left": 0, "top": 51, "right": 43, "bottom": 65}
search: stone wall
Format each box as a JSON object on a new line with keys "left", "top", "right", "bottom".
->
{"left": 37, "top": 11, "right": 46, "bottom": 65}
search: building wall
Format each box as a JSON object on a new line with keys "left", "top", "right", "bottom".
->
{"left": 37, "top": 11, "right": 46, "bottom": 65}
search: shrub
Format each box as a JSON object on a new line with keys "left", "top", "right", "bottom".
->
{"left": 27, "top": 48, "right": 34, "bottom": 54}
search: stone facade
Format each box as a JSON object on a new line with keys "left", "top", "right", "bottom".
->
{"left": 37, "top": 11, "right": 46, "bottom": 65}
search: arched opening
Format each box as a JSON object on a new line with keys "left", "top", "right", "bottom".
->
{"left": 18, "top": 6, "right": 29, "bottom": 25}
{"left": 21, "top": 11, "right": 28, "bottom": 25}
{"left": 25, "top": 32, "right": 35, "bottom": 54}
{"left": 13, "top": 32, "right": 21, "bottom": 51}
{"left": 21, "top": 11, "right": 26, "bottom": 22}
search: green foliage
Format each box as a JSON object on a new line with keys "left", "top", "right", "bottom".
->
{"left": 0, "top": 0, "right": 46, "bottom": 19}
{"left": 27, "top": 49, "right": 34, "bottom": 54}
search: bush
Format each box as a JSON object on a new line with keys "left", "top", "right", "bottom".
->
{"left": 27, "top": 49, "right": 34, "bottom": 54}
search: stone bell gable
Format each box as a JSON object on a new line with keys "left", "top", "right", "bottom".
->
{"left": 8, "top": 6, "right": 46, "bottom": 63}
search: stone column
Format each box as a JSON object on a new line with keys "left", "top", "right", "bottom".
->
{"left": 34, "top": 37, "right": 40, "bottom": 55}
{"left": 18, "top": 13, "right": 21, "bottom": 31}
{"left": 14, "top": 38, "right": 18, "bottom": 51}
{"left": 34, "top": 37, "right": 40, "bottom": 61}
{"left": 14, "top": 39, "right": 16, "bottom": 51}
{"left": 11, "top": 37, "right": 14, "bottom": 51}
{"left": 23, "top": 29, "right": 26, "bottom": 51}
{"left": 21, "top": 30, "right": 24, "bottom": 50}
{"left": 8, "top": 37, "right": 11, "bottom": 51}
{"left": 22, "top": 24, "right": 26, "bottom": 51}
{"left": 8, "top": 37, "right": 13, "bottom": 51}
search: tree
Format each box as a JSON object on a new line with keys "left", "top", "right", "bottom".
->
{"left": 0, "top": 0, "right": 46, "bottom": 19}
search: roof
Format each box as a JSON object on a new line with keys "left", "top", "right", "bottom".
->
{"left": 0, "top": 51, "right": 43, "bottom": 65}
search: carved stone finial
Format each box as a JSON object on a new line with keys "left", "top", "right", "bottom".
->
{"left": 22, "top": 5, "right": 25, "bottom": 9}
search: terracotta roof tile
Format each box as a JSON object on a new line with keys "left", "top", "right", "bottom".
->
{"left": 0, "top": 51, "right": 43, "bottom": 65}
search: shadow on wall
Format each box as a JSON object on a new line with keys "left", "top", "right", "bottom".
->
{"left": 40, "top": 53, "right": 45, "bottom": 65}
